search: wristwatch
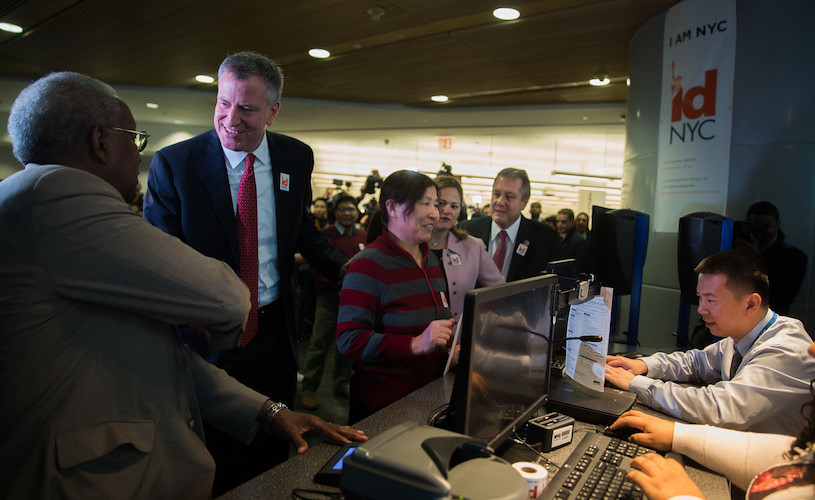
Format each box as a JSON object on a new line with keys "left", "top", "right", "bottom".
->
{"left": 263, "top": 401, "right": 288, "bottom": 434}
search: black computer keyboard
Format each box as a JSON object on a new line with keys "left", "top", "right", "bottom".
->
{"left": 539, "top": 431, "right": 652, "bottom": 499}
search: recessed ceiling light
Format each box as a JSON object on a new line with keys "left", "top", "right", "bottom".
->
{"left": 493, "top": 8, "right": 520, "bottom": 21}
{"left": 195, "top": 75, "right": 215, "bottom": 84}
{"left": 431, "top": 95, "right": 449, "bottom": 103}
{"left": 589, "top": 76, "right": 610, "bottom": 86}
{"left": 0, "top": 22, "right": 23, "bottom": 34}
{"left": 145, "top": 102, "right": 159, "bottom": 109}
{"left": 309, "top": 48, "right": 330, "bottom": 59}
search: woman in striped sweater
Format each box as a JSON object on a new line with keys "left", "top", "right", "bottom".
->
{"left": 337, "top": 170, "right": 455, "bottom": 424}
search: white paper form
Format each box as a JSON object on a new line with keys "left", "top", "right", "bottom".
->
{"left": 563, "top": 287, "right": 614, "bottom": 392}
{"left": 443, "top": 315, "right": 464, "bottom": 376}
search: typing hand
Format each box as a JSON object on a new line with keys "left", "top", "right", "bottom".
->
{"left": 604, "top": 364, "right": 637, "bottom": 390}
{"left": 626, "top": 453, "right": 704, "bottom": 500}
{"left": 605, "top": 355, "right": 648, "bottom": 375}
{"left": 609, "top": 410, "right": 675, "bottom": 452}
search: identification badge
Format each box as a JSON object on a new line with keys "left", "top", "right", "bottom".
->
{"left": 280, "top": 173, "right": 290, "bottom": 191}
{"left": 440, "top": 291, "right": 449, "bottom": 308}
{"left": 516, "top": 241, "right": 529, "bottom": 256}
{"left": 449, "top": 252, "right": 462, "bottom": 266}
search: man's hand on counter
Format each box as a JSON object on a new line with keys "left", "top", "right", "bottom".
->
{"left": 270, "top": 409, "right": 368, "bottom": 454}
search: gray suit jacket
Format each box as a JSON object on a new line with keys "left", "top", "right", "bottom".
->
{"left": 0, "top": 165, "right": 267, "bottom": 499}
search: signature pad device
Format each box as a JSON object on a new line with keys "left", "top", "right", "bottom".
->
{"left": 341, "top": 421, "right": 528, "bottom": 500}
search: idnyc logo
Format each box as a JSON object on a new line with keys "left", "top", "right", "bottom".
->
{"left": 670, "top": 68, "right": 717, "bottom": 144}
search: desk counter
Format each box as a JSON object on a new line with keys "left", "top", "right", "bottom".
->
{"left": 218, "top": 375, "right": 729, "bottom": 499}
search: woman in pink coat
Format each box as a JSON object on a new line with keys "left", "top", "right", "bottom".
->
{"left": 428, "top": 176, "right": 505, "bottom": 324}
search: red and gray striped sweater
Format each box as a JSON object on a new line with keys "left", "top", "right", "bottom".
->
{"left": 337, "top": 230, "right": 453, "bottom": 411}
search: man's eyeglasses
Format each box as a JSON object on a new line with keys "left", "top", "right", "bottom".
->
{"left": 336, "top": 207, "right": 358, "bottom": 213}
{"left": 109, "top": 127, "right": 150, "bottom": 153}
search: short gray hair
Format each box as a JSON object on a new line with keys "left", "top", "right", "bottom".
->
{"left": 494, "top": 168, "right": 531, "bottom": 200}
{"left": 8, "top": 72, "right": 120, "bottom": 165}
{"left": 218, "top": 51, "right": 284, "bottom": 105}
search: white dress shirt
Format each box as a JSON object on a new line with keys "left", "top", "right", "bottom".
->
{"left": 629, "top": 309, "right": 815, "bottom": 435}
{"left": 222, "top": 133, "right": 280, "bottom": 305}
{"left": 489, "top": 216, "right": 521, "bottom": 280}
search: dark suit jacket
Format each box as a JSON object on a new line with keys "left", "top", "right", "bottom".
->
{"left": 459, "top": 215, "right": 560, "bottom": 282}
{"left": 143, "top": 129, "right": 346, "bottom": 363}
{"left": 560, "top": 227, "right": 590, "bottom": 274}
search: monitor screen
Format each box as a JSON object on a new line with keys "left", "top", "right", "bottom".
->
{"left": 450, "top": 274, "right": 557, "bottom": 450}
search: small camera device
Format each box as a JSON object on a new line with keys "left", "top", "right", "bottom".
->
{"left": 526, "top": 412, "right": 575, "bottom": 452}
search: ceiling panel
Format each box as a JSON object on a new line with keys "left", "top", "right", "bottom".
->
{"left": 0, "top": 0, "right": 679, "bottom": 107}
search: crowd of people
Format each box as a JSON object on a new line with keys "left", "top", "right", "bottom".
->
{"left": 1, "top": 50, "right": 812, "bottom": 500}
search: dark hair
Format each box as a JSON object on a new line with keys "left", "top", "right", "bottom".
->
{"left": 577, "top": 212, "right": 590, "bottom": 220}
{"left": 8, "top": 72, "right": 121, "bottom": 165}
{"left": 746, "top": 201, "right": 780, "bottom": 221}
{"left": 379, "top": 170, "right": 438, "bottom": 226}
{"left": 434, "top": 175, "right": 468, "bottom": 241}
{"left": 494, "top": 168, "right": 531, "bottom": 200}
{"left": 219, "top": 51, "right": 284, "bottom": 105}
{"left": 694, "top": 249, "right": 770, "bottom": 305}
{"left": 333, "top": 194, "right": 358, "bottom": 211}
{"left": 558, "top": 208, "right": 575, "bottom": 220}
{"left": 313, "top": 197, "right": 328, "bottom": 207}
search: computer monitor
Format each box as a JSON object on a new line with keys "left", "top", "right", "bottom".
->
{"left": 449, "top": 274, "right": 557, "bottom": 451}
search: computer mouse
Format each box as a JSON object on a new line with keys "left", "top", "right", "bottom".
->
{"left": 603, "top": 425, "right": 639, "bottom": 440}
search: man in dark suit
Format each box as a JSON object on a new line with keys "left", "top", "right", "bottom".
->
{"left": 143, "top": 51, "right": 346, "bottom": 494}
{"left": 460, "top": 168, "right": 560, "bottom": 282}
{"left": 557, "top": 208, "right": 589, "bottom": 274}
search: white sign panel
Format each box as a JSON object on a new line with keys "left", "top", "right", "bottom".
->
{"left": 654, "top": 0, "right": 737, "bottom": 232}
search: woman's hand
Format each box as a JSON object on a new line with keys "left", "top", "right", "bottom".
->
{"left": 627, "top": 453, "right": 704, "bottom": 500}
{"left": 610, "top": 410, "right": 675, "bottom": 452}
{"left": 411, "top": 318, "right": 454, "bottom": 356}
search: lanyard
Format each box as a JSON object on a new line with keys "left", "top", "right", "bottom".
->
{"left": 741, "top": 311, "right": 778, "bottom": 355}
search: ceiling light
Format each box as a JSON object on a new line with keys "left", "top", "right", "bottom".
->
{"left": 195, "top": 75, "right": 215, "bottom": 84}
{"left": 0, "top": 22, "right": 23, "bottom": 34}
{"left": 145, "top": 102, "right": 159, "bottom": 109}
{"left": 368, "top": 6, "right": 385, "bottom": 21}
{"left": 431, "top": 95, "right": 449, "bottom": 103}
{"left": 309, "top": 48, "right": 331, "bottom": 59}
{"left": 493, "top": 8, "right": 520, "bottom": 21}
{"left": 589, "top": 76, "right": 610, "bottom": 86}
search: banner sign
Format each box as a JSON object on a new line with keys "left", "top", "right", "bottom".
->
{"left": 654, "top": 0, "right": 737, "bottom": 232}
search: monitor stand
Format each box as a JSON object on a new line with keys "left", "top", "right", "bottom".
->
{"left": 545, "top": 377, "right": 636, "bottom": 425}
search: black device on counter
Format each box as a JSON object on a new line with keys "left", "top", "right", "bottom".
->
{"left": 314, "top": 442, "right": 359, "bottom": 486}
{"left": 526, "top": 412, "right": 575, "bottom": 452}
{"left": 339, "top": 422, "right": 528, "bottom": 500}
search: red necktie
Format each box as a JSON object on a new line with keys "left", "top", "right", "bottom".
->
{"left": 237, "top": 154, "right": 258, "bottom": 347}
{"left": 493, "top": 230, "right": 507, "bottom": 272}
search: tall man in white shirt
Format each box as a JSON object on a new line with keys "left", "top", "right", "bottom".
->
{"left": 144, "top": 51, "right": 347, "bottom": 494}
{"left": 459, "top": 168, "right": 560, "bottom": 282}
{"left": 605, "top": 249, "right": 815, "bottom": 435}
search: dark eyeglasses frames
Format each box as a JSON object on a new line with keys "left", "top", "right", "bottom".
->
{"left": 108, "top": 127, "right": 150, "bottom": 153}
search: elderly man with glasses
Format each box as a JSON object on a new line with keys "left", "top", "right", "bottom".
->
{"left": 0, "top": 72, "right": 365, "bottom": 499}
